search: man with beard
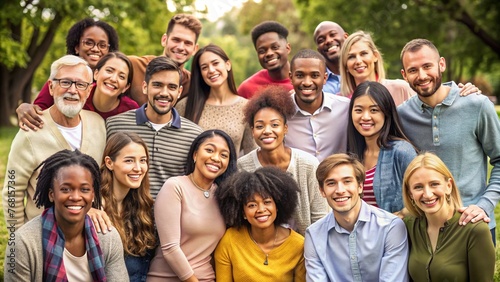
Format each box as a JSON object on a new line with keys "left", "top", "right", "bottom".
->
{"left": 305, "top": 154, "right": 409, "bottom": 281}
{"left": 398, "top": 38, "right": 500, "bottom": 244}
{"left": 106, "top": 56, "right": 202, "bottom": 199}
{"left": 286, "top": 49, "right": 350, "bottom": 161}
{"left": 238, "top": 21, "right": 293, "bottom": 99}
{"left": 313, "top": 21, "right": 348, "bottom": 95}
{"left": 2, "top": 55, "right": 106, "bottom": 231}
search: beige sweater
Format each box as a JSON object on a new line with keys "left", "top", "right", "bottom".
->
{"left": 2, "top": 109, "right": 106, "bottom": 231}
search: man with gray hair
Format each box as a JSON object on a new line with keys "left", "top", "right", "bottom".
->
{"left": 2, "top": 55, "right": 106, "bottom": 231}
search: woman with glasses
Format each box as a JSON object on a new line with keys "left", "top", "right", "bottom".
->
{"left": 17, "top": 18, "right": 120, "bottom": 128}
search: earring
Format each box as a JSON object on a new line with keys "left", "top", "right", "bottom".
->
{"left": 446, "top": 194, "right": 451, "bottom": 204}
{"left": 243, "top": 216, "right": 247, "bottom": 220}
{"left": 410, "top": 198, "right": 416, "bottom": 208}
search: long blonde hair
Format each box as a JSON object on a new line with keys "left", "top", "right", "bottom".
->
{"left": 339, "top": 31, "right": 385, "bottom": 96}
{"left": 100, "top": 132, "right": 156, "bottom": 256}
{"left": 402, "top": 152, "right": 462, "bottom": 217}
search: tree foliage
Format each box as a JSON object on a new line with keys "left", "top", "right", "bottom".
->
{"left": 293, "top": 0, "right": 500, "bottom": 95}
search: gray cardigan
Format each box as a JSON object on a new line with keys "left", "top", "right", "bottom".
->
{"left": 4, "top": 215, "right": 129, "bottom": 282}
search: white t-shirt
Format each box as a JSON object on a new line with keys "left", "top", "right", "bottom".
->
{"left": 63, "top": 248, "right": 92, "bottom": 282}
{"left": 56, "top": 122, "right": 82, "bottom": 150}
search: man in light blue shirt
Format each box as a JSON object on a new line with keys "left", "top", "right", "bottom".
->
{"left": 286, "top": 49, "right": 350, "bottom": 161}
{"left": 398, "top": 38, "right": 500, "bottom": 243}
{"left": 313, "top": 21, "right": 348, "bottom": 95}
{"left": 305, "top": 154, "right": 409, "bottom": 282}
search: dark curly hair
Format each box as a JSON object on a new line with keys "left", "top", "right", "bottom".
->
{"left": 215, "top": 166, "right": 300, "bottom": 228}
{"left": 33, "top": 149, "right": 102, "bottom": 209}
{"left": 66, "top": 18, "right": 119, "bottom": 55}
{"left": 243, "top": 85, "right": 296, "bottom": 126}
{"left": 185, "top": 130, "right": 238, "bottom": 186}
{"left": 251, "top": 21, "right": 289, "bottom": 47}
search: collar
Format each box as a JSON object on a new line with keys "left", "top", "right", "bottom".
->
{"left": 328, "top": 200, "right": 371, "bottom": 234}
{"left": 135, "top": 103, "right": 181, "bottom": 129}
{"left": 291, "top": 92, "right": 333, "bottom": 116}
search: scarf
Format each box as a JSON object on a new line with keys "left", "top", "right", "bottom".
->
{"left": 41, "top": 207, "right": 107, "bottom": 281}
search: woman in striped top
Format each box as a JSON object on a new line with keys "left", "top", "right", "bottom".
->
{"left": 347, "top": 81, "right": 417, "bottom": 216}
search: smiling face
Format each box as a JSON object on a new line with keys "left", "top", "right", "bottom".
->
{"left": 314, "top": 22, "right": 346, "bottom": 65}
{"left": 105, "top": 142, "right": 148, "bottom": 192}
{"left": 252, "top": 108, "right": 288, "bottom": 152}
{"left": 75, "top": 26, "right": 109, "bottom": 69}
{"left": 162, "top": 24, "right": 199, "bottom": 66}
{"left": 193, "top": 135, "right": 230, "bottom": 183}
{"left": 143, "top": 70, "right": 182, "bottom": 122}
{"left": 49, "top": 64, "right": 92, "bottom": 118}
{"left": 199, "top": 51, "right": 231, "bottom": 89}
{"left": 94, "top": 57, "right": 131, "bottom": 98}
{"left": 49, "top": 165, "right": 95, "bottom": 228}
{"left": 346, "top": 40, "right": 379, "bottom": 85}
{"left": 407, "top": 167, "right": 452, "bottom": 217}
{"left": 244, "top": 193, "right": 277, "bottom": 229}
{"left": 290, "top": 57, "right": 326, "bottom": 109}
{"left": 255, "top": 32, "right": 291, "bottom": 72}
{"left": 401, "top": 45, "right": 446, "bottom": 99}
{"left": 351, "top": 94, "right": 385, "bottom": 140}
{"left": 320, "top": 164, "right": 363, "bottom": 216}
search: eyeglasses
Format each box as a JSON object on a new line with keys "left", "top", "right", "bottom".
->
{"left": 81, "top": 39, "right": 110, "bottom": 51}
{"left": 52, "top": 79, "right": 91, "bottom": 91}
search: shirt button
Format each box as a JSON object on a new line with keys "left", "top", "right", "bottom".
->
{"left": 434, "top": 137, "right": 439, "bottom": 142}
{"left": 434, "top": 115, "right": 437, "bottom": 119}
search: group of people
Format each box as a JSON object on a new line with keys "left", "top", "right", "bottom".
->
{"left": 2, "top": 11, "right": 499, "bottom": 282}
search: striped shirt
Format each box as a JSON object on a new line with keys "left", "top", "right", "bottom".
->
{"left": 363, "top": 166, "right": 378, "bottom": 207}
{"left": 106, "top": 105, "right": 203, "bottom": 198}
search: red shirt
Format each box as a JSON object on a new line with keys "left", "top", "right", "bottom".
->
{"left": 237, "top": 69, "right": 293, "bottom": 99}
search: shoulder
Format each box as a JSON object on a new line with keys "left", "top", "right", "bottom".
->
{"left": 237, "top": 150, "right": 258, "bottom": 169}
{"left": 179, "top": 116, "right": 203, "bottom": 133}
{"left": 120, "top": 95, "right": 139, "bottom": 109}
{"left": 16, "top": 216, "right": 42, "bottom": 240}
{"left": 128, "top": 55, "right": 156, "bottom": 65}
{"left": 97, "top": 227, "right": 122, "bottom": 247}
{"left": 107, "top": 109, "right": 136, "bottom": 122}
{"left": 291, "top": 148, "right": 319, "bottom": 166}
{"left": 326, "top": 93, "right": 350, "bottom": 104}
{"left": 175, "top": 98, "right": 187, "bottom": 116}
{"left": 389, "top": 140, "right": 416, "bottom": 154}
{"left": 306, "top": 212, "right": 332, "bottom": 234}
{"left": 80, "top": 109, "right": 104, "bottom": 122}
{"left": 368, "top": 205, "right": 403, "bottom": 227}
{"left": 288, "top": 229, "right": 305, "bottom": 244}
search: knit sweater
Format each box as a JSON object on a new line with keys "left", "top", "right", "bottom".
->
{"left": 3, "top": 216, "right": 128, "bottom": 282}
{"left": 237, "top": 148, "right": 329, "bottom": 235}
{"left": 2, "top": 109, "right": 106, "bottom": 231}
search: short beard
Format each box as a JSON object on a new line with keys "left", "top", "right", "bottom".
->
{"left": 54, "top": 93, "right": 84, "bottom": 118}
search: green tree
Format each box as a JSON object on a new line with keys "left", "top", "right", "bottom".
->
{"left": 0, "top": 0, "right": 194, "bottom": 127}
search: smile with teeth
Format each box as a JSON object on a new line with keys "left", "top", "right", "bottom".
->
{"left": 104, "top": 82, "right": 117, "bottom": 90}
{"left": 422, "top": 198, "right": 437, "bottom": 205}
{"left": 255, "top": 215, "right": 270, "bottom": 222}
{"left": 266, "top": 58, "right": 278, "bottom": 64}
{"left": 209, "top": 74, "right": 220, "bottom": 81}
{"left": 300, "top": 88, "right": 315, "bottom": 95}
{"left": 206, "top": 163, "right": 220, "bottom": 172}
{"left": 66, "top": 205, "right": 84, "bottom": 210}
{"left": 360, "top": 123, "right": 373, "bottom": 130}
{"left": 327, "top": 45, "right": 339, "bottom": 52}
{"left": 333, "top": 197, "right": 349, "bottom": 202}
{"left": 128, "top": 174, "right": 142, "bottom": 180}
{"left": 260, "top": 137, "right": 276, "bottom": 144}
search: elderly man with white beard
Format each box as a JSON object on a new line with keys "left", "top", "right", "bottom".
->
{"left": 2, "top": 55, "right": 106, "bottom": 232}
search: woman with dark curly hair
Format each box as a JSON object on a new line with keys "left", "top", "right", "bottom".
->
{"left": 238, "top": 85, "right": 329, "bottom": 235}
{"left": 4, "top": 150, "right": 127, "bottom": 281}
{"left": 148, "top": 130, "right": 238, "bottom": 281}
{"left": 17, "top": 18, "right": 120, "bottom": 129}
{"left": 214, "top": 167, "right": 305, "bottom": 281}
{"left": 100, "top": 132, "right": 156, "bottom": 281}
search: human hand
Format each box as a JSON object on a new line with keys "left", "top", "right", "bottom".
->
{"left": 16, "top": 103, "right": 43, "bottom": 131}
{"left": 87, "top": 208, "right": 113, "bottom": 234}
{"left": 457, "top": 204, "right": 490, "bottom": 225}
{"left": 457, "top": 82, "right": 482, "bottom": 97}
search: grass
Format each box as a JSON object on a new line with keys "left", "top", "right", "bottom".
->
{"left": 1, "top": 108, "right": 500, "bottom": 279}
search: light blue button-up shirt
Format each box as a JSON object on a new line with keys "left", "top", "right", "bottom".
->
{"left": 304, "top": 201, "right": 409, "bottom": 282}
{"left": 323, "top": 67, "right": 341, "bottom": 95}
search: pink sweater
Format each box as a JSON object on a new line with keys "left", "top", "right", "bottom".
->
{"left": 147, "top": 175, "right": 225, "bottom": 281}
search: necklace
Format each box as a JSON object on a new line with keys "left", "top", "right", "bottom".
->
{"left": 248, "top": 227, "right": 278, "bottom": 265}
{"left": 189, "top": 174, "right": 211, "bottom": 198}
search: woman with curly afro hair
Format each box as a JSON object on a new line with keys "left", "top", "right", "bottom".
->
{"left": 214, "top": 167, "right": 305, "bottom": 281}
{"left": 238, "top": 85, "right": 329, "bottom": 235}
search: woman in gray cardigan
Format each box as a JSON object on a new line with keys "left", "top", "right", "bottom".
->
{"left": 347, "top": 81, "right": 417, "bottom": 216}
{"left": 4, "top": 150, "right": 127, "bottom": 282}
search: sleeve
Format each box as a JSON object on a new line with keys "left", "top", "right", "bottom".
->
{"left": 105, "top": 117, "right": 117, "bottom": 139}
{"left": 393, "top": 142, "right": 418, "bottom": 211}
{"left": 3, "top": 231, "right": 34, "bottom": 281}
{"left": 154, "top": 178, "right": 194, "bottom": 280}
{"left": 475, "top": 98, "right": 500, "bottom": 215}
{"left": 127, "top": 56, "right": 148, "bottom": 105}
{"left": 306, "top": 159, "right": 329, "bottom": 224}
{"left": 240, "top": 124, "right": 257, "bottom": 155}
{"left": 33, "top": 81, "right": 54, "bottom": 110}
{"left": 379, "top": 218, "right": 409, "bottom": 282}
{"left": 293, "top": 254, "right": 306, "bottom": 282}
{"left": 102, "top": 229, "right": 128, "bottom": 282}
{"left": 214, "top": 232, "right": 233, "bottom": 282}
{"left": 2, "top": 132, "right": 35, "bottom": 231}
{"left": 467, "top": 222, "right": 495, "bottom": 280}
{"left": 304, "top": 229, "right": 328, "bottom": 282}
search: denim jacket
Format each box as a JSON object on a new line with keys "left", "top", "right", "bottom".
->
{"left": 373, "top": 140, "right": 417, "bottom": 212}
